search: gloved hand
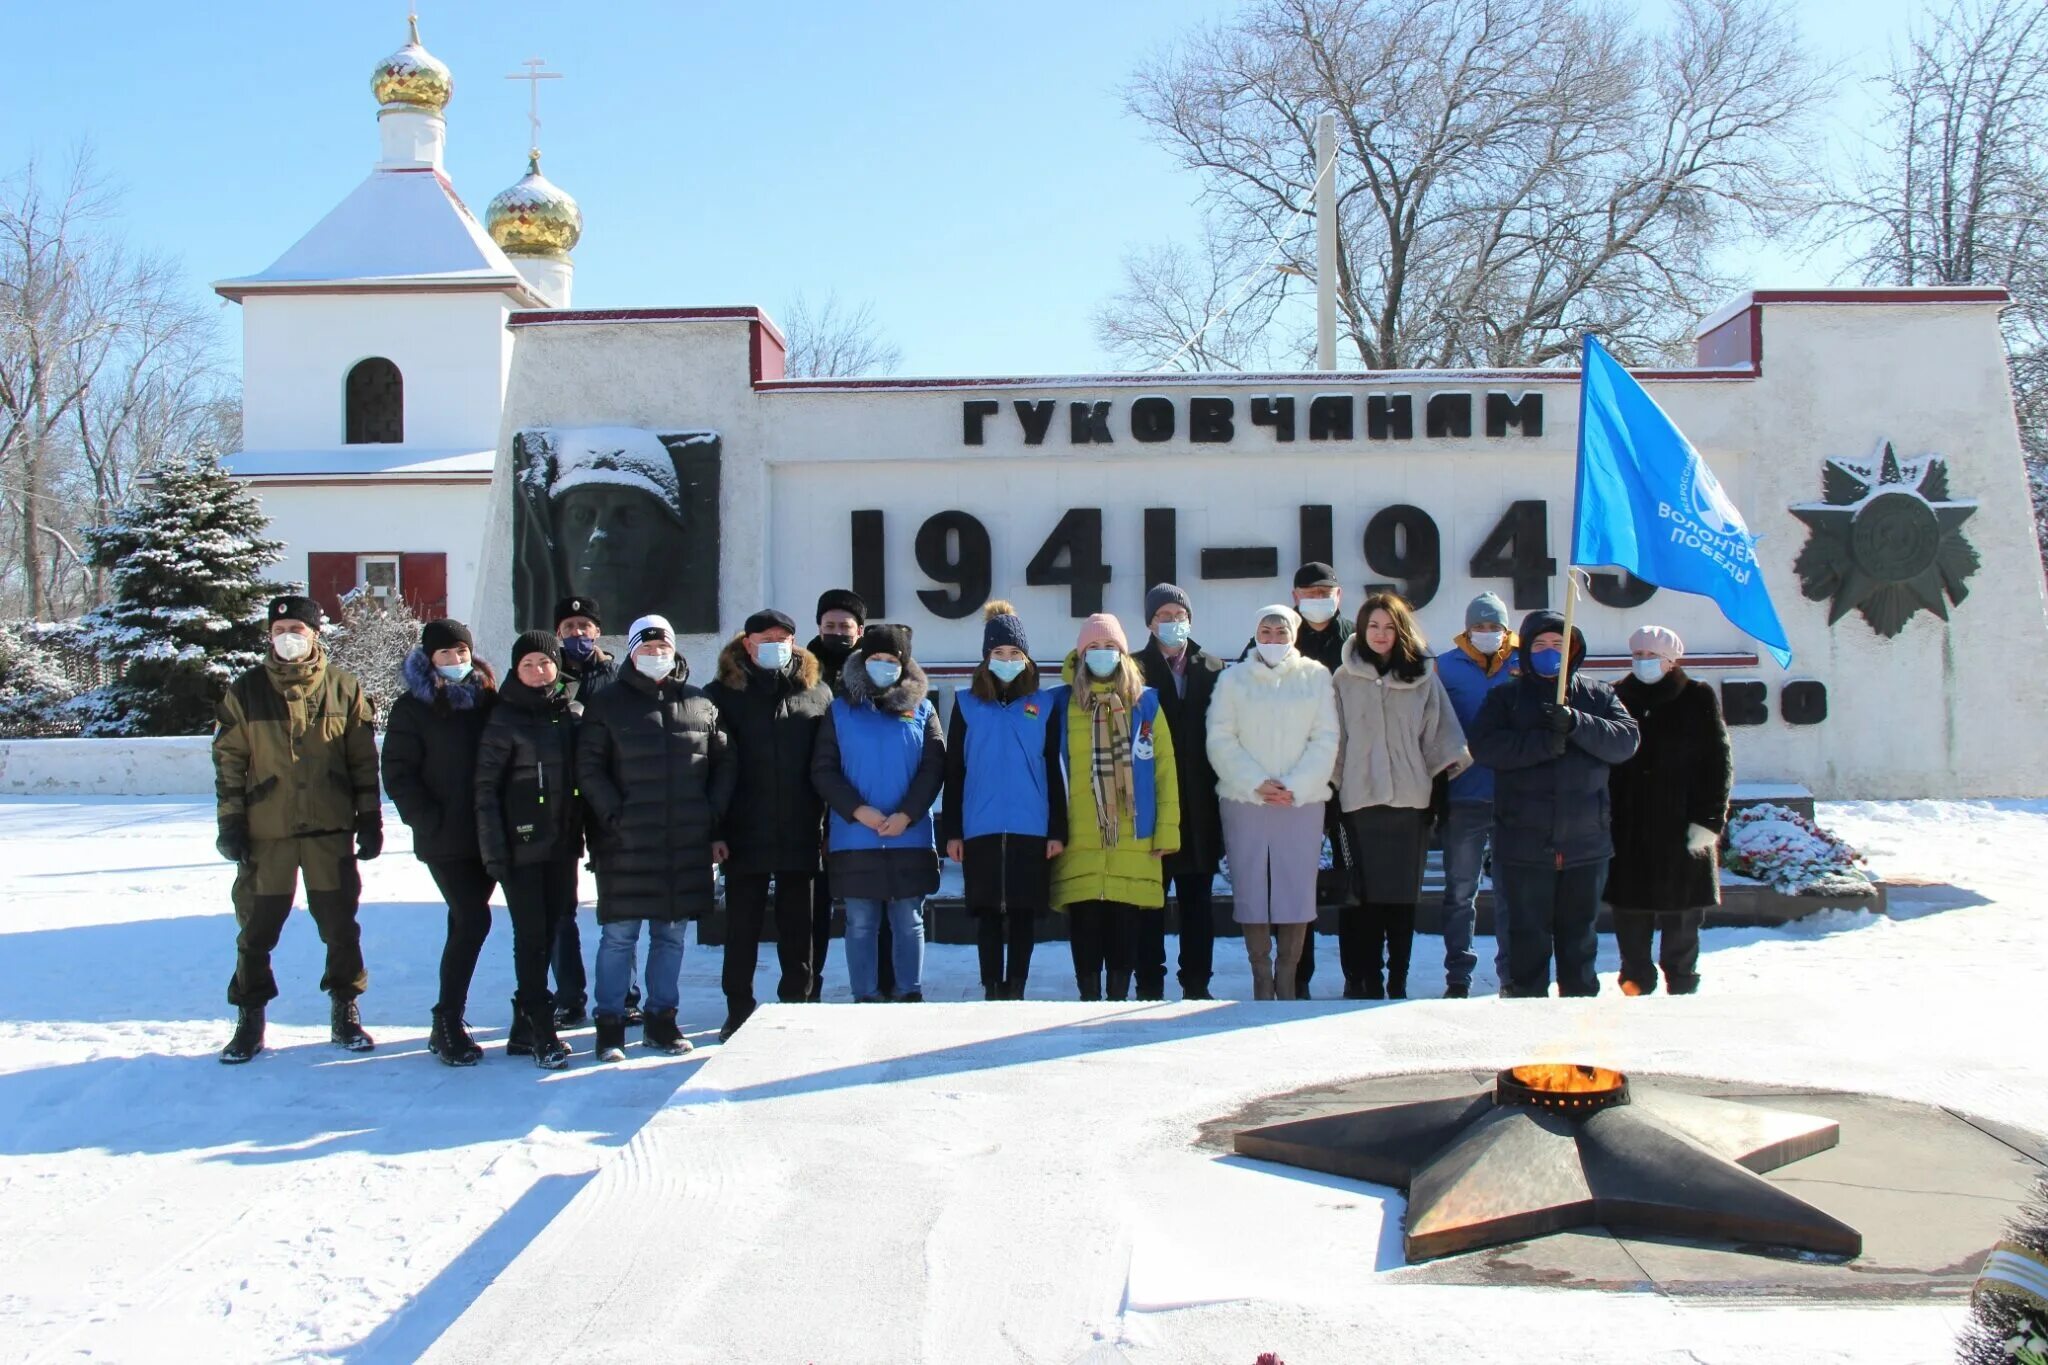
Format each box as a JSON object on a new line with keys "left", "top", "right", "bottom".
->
{"left": 1545, "top": 730, "right": 1569, "bottom": 758}
{"left": 1686, "top": 823, "right": 1720, "bottom": 856}
{"left": 484, "top": 862, "right": 511, "bottom": 884}
{"left": 355, "top": 812, "right": 384, "bottom": 862}
{"left": 1538, "top": 702, "right": 1576, "bottom": 735}
{"left": 216, "top": 819, "right": 250, "bottom": 864}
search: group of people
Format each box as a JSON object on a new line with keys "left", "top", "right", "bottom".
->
{"left": 209, "top": 562, "right": 1734, "bottom": 1069}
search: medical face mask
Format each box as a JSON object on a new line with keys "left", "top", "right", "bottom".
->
{"left": 1632, "top": 658, "right": 1668, "bottom": 684}
{"left": 1255, "top": 641, "right": 1291, "bottom": 666}
{"left": 1296, "top": 597, "right": 1338, "bottom": 624}
{"left": 1468, "top": 630, "right": 1503, "bottom": 655}
{"left": 272, "top": 632, "right": 313, "bottom": 662}
{"left": 1529, "top": 648, "right": 1563, "bottom": 678}
{"left": 1154, "top": 620, "right": 1191, "bottom": 649}
{"left": 988, "top": 657, "right": 1028, "bottom": 684}
{"left": 865, "top": 659, "right": 903, "bottom": 688}
{"left": 755, "top": 640, "right": 793, "bottom": 670}
{"left": 559, "top": 635, "right": 598, "bottom": 665}
{"left": 1084, "top": 648, "right": 1122, "bottom": 678}
{"left": 435, "top": 662, "right": 473, "bottom": 682}
{"left": 633, "top": 650, "right": 675, "bottom": 680}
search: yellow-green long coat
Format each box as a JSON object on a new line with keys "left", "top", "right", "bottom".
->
{"left": 1050, "top": 656, "right": 1182, "bottom": 911}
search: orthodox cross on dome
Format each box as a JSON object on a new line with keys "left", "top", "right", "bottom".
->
{"left": 506, "top": 57, "right": 563, "bottom": 161}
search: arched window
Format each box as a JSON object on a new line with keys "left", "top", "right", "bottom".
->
{"left": 345, "top": 357, "right": 404, "bottom": 444}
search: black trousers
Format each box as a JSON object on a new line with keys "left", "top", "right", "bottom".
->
{"left": 725, "top": 871, "right": 818, "bottom": 1015}
{"left": 1614, "top": 907, "right": 1704, "bottom": 994}
{"left": 1130, "top": 911, "right": 1168, "bottom": 1002}
{"left": 1498, "top": 860, "right": 1607, "bottom": 998}
{"left": 1298, "top": 806, "right": 1354, "bottom": 995}
{"left": 1168, "top": 871, "right": 1216, "bottom": 996}
{"left": 550, "top": 902, "right": 588, "bottom": 1009}
{"left": 974, "top": 905, "right": 1038, "bottom": 992}
{"left": 807, "top": 863, "right": 892, "bottom": 1000}
{"left": 1340, "top": 902, "right": 1416, "bottom": 987}
{"left": 504, "top": 857, "right": 578, "bottom": 1015}
{"left": 227, "top": 834, "right": 367, "bottom": 1007}
{"left": 429, "top": 859, "right": 498, "bottom": 1015}
{"left": 1068, "top": 901, "right": 1139, "bottom": 1001}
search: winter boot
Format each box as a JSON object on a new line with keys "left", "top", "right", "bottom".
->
{"left": 1442, "top": 982, "right": 1471, "bottom": 999}
{"left": 553, "top": 998, "right": 589, "bottom": 1029}
{"left": 1342, "top": 978, "right": 1367, "bottom": 1000}
{"left": 506, "top": 998, "right": 535, "bottom": 1056}
{"left": 594, "top": 1016, "right": 629, "bottom": 1063}
{"left": 984, "top": 984, "right": 1003, "bottom": 1002}
{"left": 623, "top": 985, "right": 644, "bottom": 1026}
{"left": 429, "top": 1006, "right": 483, "bottom": 1066}
{"left": 1106, "top": 970, "right": 1132, "bottom": 1003}
{"left": 1359, "top": 973, "right": 1386, "bottom": 1000}
{"left": 641, "top": 1008, "right": 693, "bottom": 1056}
{"left": 220, "top": 1005, "right": 265, "bottom": 1065}
{"left": 526, "top": 1008, "right": 571, "bottom": 1070}
{"left": 330, "top": 996, "right": 375, "bottom": 1052}
{"left": 1005, "top": 977, "right": 1028, "bottom": 1001}
{"left": 719, "top": 1001, "right": 755, "bottom": 1043}
{"left": 1386, "top": 973, "right": 1408, "bottom": 1000}
{"left": 896, "top": 990, "right": 925, "bottom": 1004}
{"left": 1076, "top": 973, "right": 1104, "bottom": 1003}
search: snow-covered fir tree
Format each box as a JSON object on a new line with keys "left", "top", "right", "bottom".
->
{"left": 0, "top": 622, "right": 83, "bottom": 735}
{"left": 325, "top": 586, "right": 421, "bottom": 727}
{"left": 72, "top": 451, "right": 284, "bottom": 736}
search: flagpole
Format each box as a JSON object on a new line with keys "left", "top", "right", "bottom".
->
{"left": 1555, "top": 569, "right": 1576, "bottom": 708}
{"left": 1561, "top": 331, "right": 1593, "bottom": 709}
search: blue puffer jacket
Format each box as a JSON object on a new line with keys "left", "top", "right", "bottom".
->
{"left": 1467, "top": 617, "right": 1640, "bottom": 869}
{"left": 1436, "top": 635, "right": 1517, "bottom": 804}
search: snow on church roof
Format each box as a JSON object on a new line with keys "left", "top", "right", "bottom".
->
{"left": 214, "top": 167, "right": 542, "bottom": 304}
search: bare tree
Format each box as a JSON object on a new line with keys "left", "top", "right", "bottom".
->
{"left": 780, "top": 291, "right": 904, "bottom": 378}
{"left": 1095, "top": 226, "right": 1294, "bottom": 371}
{"left": 1835, "top": 0, "right": 2048, "bottom": 466}
{"left": 1103, "top": 0, "right": 1826, "bottom": 371}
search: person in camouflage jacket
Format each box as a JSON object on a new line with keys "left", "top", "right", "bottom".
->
{"left": 212, "top": 595, "right": 383, "bottom": 1064}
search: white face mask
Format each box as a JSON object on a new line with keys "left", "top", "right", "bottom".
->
{"left": 634, "top": 650, "right": 675, "bottom": 680}
{"left": 1255, "top": 641, "right": 1291, "bottom": 666}
{"left": 754, "top": 640, "right": 793, "bottom": 670}
{"left": 1154, "top": 620, "right": 1191, "bottom": 649}
{"left": 272, "top": 632, "right": 313, "bottom": 662}
{"left": 1631, "top": 658, "right": 1668, "bottom": 684}
{"left": 1297, "top": 597, "right": 1338, "bottom": 624}
{"left": 1084, "top": 648, "right": 1122, "bottom": 678}
{"left": 1468, "top": 630, "right": 1503, "bottom": 655}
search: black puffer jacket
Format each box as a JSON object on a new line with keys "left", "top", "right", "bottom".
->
{"left": 1606, "top": 668, "right": 1732, "bottom": 911}
{"left": 475, "top": 677, "right": 584, "bottom": 874}
{"left": 560, "top": 645, "right": 618, "bottom": 707}
{"left": 382, "top": 650, "right": 497, "bottom": 864}
{"left": 1467, "top": 617, "right": 1640, "bottom": 870}
{"left": 576, "top": 657, "right": 735, "bottom": 923}
{"left": 703, "top": 635, "right": 833, "bottom": 874}
{"left": 1135, "top": 638, "right": 1227, "bottom": 877}
{"left": 806, "top": 635, "right": 858, "bottom": 700}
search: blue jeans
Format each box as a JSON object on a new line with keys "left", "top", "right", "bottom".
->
{"left": 845, "top": 897, "right": 925, "bottom": 999}
{"left": 1440, "top": 802, "right": 1510, "bottom": 986}
{"left": 594, "top": 919, "right": 685, "bottom": 1018}
{"left": 1495, "top": 859, "right": 1608, "bottom": 998}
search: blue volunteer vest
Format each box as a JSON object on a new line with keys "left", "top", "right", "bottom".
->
{"left": 1054, "top": 684, "right": 1164, "bottom": 840}
{"left": 955, "top": 689, "right": 1060, "bottom": 839}
{"left": 828, "top": 696, "right": 938, "bottom": 854}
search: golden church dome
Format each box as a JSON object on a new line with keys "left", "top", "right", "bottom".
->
{"left": 371, "top": 17, "right": 454, "bottom": 114}
{"left": 486, "top": 152, "right": 583, "bottom": 260}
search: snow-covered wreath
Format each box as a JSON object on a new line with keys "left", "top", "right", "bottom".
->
{"left": 1720, "top": 803, "right": 1877, "bottom": 898}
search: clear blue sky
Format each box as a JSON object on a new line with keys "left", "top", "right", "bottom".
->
{"left": 5, "top": 0, "right": 1927, "bottom": 377}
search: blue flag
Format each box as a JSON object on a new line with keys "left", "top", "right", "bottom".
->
{"left": 1573, "top": 334, "right": 1792, "bottom": 667}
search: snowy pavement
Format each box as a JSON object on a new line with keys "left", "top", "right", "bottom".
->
{"left": 1, "top": 796, "right": 2044, "bottom": 1363}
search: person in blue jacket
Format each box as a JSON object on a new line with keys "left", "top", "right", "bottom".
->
{"left": 810, "top": 623, "right": 944, "bottom": 1002}
{"left": 941, "top": 601, "right": 1068, "bottom": 999}
{"left": 1433, "top": 592, "right": 1518, "bottom": 997}
{"left": 1467, "top": 609, "right": 1640, "bottom": 997}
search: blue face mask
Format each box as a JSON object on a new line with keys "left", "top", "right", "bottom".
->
{"left": 987, "top": 657, "right": 1028, "bottom": 684}
{"left": 436, "top": 662, "right": 472, "bottom": 682}
{"left": 559, "top": 634, "right": 597, "bottom": 665}
{"left": 1529, "top": 648, "right": 1563, "bottom": 678}
{"left": 1084, "top": 648, "right": 1122, "bottom": 679}
{"left": 865, "top": 659, "right": 903, "bottom": 688}
{"left": 755, "top": 640, "right": 793, "bottom": 670}
{"left": 1154, "top": 620, "right": 1191, "bottom": 648}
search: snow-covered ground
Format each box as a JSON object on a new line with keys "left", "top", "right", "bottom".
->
{"left": 1, "top": 796, "right": 2043, "bottom": 1363}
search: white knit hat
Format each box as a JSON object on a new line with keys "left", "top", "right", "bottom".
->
{"left": 1254, "top": 603, "right": 1302, "bottom": 642}
{"left": 1628, "top": 624, "right": 1684, "bottom": 663}
{"left": 626, "top": 614, "right": 675, "bottom": 652}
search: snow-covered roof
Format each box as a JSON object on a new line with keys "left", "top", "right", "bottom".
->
{"left": 214, "top": 167, "right": 541, "bottom": 305}
{"left": 224, "top": 448, "right": 495, "bottom": 480}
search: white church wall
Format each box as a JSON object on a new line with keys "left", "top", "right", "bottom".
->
{"left": 258, "top": 481, "right": 489, "bottom": 628}
{"left": 241, "top": 292, "right": 512, "bottom": 452}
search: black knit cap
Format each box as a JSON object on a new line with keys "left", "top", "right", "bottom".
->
{"left": 553, "top": 595, "right": 602, "bottom": 630}
{"left": 744, "top": 608, "right": 798, "bottom": 637}
{"left": 982, "top": 606, "right": 1028, "bottom": 658}
{"left": 816, "top": 588, "right": 868, "bottom": 627}
{"left": 1294, "top": 561, "right": 1340, "bottom": 590}
{"left": 267, "top": 595, "right": 322, "bottom": 629}
{"left": 858, "top": 622, "right": 912, "bottom": 662}
{"left": 1144, "top": 583, "right": 1191, "bottom": 623}
{"left": 420, "top": 618, "right": 474, "bottom": 655}
{"left": 510, "top": 630, "right": 562, "bottom": 672}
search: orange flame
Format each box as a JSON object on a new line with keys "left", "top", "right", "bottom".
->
{"left": 1507, "top": 1063, "right": 1626, "bottom": 1094}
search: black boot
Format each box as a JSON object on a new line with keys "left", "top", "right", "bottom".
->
{"left": 506, "top": 998, "right": 534, "bottom": 1057}
{"left": 1076, "top": 975, "right": 1103, "bottom": 1003}
{"left": 719, "top": 1001, "right": 755, "bottom": 1043}
{"left": 1106, "top": 970, "right": 1132, "bottom": 1003}
{"left": 1359, "top": 974, "right": 1386, "bottom": 1000}
{"left": 1386, "top": 974, "right": 1408, "bottom": 1000}
{"left": 220, "top": 1005, "right": 265, "bottom": 1065}
{"left": 641, "top": 1008, "right": 692, "bottom": 1056}
{"left": 330, "top": 996, "right": 374, "bottom": 1052}
{"left": 1342, "top": 978, "right": 1367, "bottom": 1000}
{"left": 1442, "top": 982, "right": 1471, "bottom": 999}
{"left": 1005, "top": 977, "right": 1028, "bottom": 1000}
{"left": 553, "top": 997, "right": 589, "bottom": 1029}
{"left": 623, "top": 984, "right": 644, "bottom": 1027}
{"left": 526, "top": 1007, "right": 571, "bottom": 1070}
{"left": 429, "top": 1006, "right": 482, "bottom": 1066}
{"left": 594, "top": 1016, "right": 628, "bottom": 1063}
{"left": 984, "top": 984, "right": 1003, "bottom": 1002}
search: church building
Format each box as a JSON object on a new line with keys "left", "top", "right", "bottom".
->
{"left": 214, "top": 19, "right": 582, "bottom": 625}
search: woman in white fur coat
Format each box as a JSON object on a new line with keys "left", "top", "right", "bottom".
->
{"left": 1205, "top": 605, "right": 1341, "bottom": 1000}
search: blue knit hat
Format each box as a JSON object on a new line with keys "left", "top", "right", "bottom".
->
{"left": 981, "top": 600, "right": 1028, "bottom": 657}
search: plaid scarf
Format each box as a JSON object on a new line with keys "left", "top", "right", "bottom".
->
{"left": 1083, "top": 685, "right": 1136, "bottom": 847}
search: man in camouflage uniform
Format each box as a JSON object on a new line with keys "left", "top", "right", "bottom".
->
{"left": 213, "top": 595, "right": 384, "bottom": 1064}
